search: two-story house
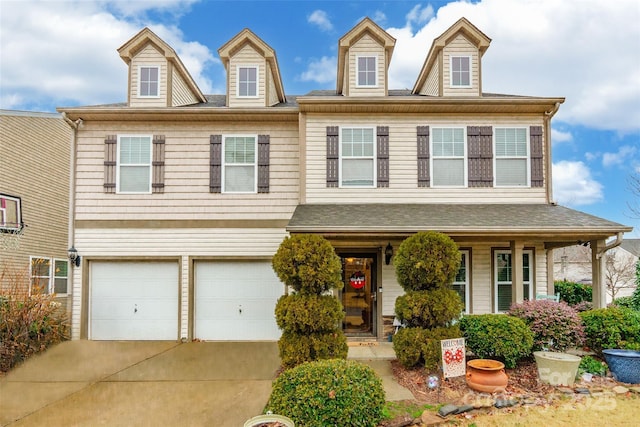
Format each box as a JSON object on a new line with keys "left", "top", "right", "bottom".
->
{"left": 59, "top": 18, "right": 631, "bottom": 342}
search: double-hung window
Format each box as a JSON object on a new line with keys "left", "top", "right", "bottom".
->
{"left": 341, "top": 127, "right": 375, "bottom": 187}
{"left": 118, "top": 136, "right": 152, "bottom": 193}
{"left": 452, "top": 250, "right": 470, "bottom": 313}
{"left": 495, "top": 128, "right": 528, "bottom": 186}
{"left": 224, "top": 135, "right": 256, "bottom": 192}
{"left": 495, "top": 250, "right": 533, "bottom": 312}
{"left": 357, "top": 56, "right": 377, "bottom": 87}
{"left": 139, "top": 66, "right": 159, "bottom": 97}
{"left": 450, "top": 56, "right": 471, "bottom": 87}
{"left": 238, "top": 66, "right": 258, "bottom": 97}
{"left": 431, "top": 127, "right": 465, "bottom": 186}
{"left": 29, "top": 257, "right": 68, "bottom": 295}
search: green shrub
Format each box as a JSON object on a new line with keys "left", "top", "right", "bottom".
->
{"left": 394, "top": 231, "right": 461, "bottom": 291}
{"left": 266, "top": 359, "right": 385, "bottom": 427}
{"left": 612, "top": 296, "right": 635, "bottom": 310}
{"left": 394, "top": 289, "right": 464, "bottom": 329}
{"left": 275, "top": 294, "right": 344, "bottom": 333}
{"left": 459, "top": 314, "right": 533, "bottom": 368}
{"left": 272, "top": 234, "right": 343, "bottom": 295}
{"left": 578, "top": 355, "right": 607, "bottom": 376}
{"left": 509, "top": 299, "right": 584, "bottom": 352}
{"left": 392, "top": 325, "right": 460, "bottom": 370}
{"left": 278, "top": 331, "right": 348, "bottom": 369}
{"left": 579, "top": 307, "right": 640, "bottom": 356}
{"left": 554, "top": 280, "right": 592, "bottom": 306}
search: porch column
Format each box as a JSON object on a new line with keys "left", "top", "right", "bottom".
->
{"left": 591, "top": 239, "right": 607, "bottom": 308}
{"left": 546, "top": 249, "right": 555, "bottom": 295}
{"left": 511, "top": 240, "right": 524, "bottom": 304}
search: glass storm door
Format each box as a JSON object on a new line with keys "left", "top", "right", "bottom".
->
{"left": 341, "top": 256, "right": 376, "bottom": 336}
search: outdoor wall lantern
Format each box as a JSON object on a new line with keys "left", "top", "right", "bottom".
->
{"left": 68, "top": 246, "right": 81, "bottom": 267}
{"left": 385, "top": 242, "right": 393, "bottom": 265}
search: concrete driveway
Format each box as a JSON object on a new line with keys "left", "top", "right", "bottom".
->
{"left": 0, "top": 341, "right": 280, "bottom": 426}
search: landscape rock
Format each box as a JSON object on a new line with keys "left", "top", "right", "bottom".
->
{"left": 612, "top": 386, "right": 629, "bottom": 394}
{"left": 437, "top": 404, "right": 458, "bottom": 417}
{"left": 629, "top": 387, "right": 640, "bottom": 394}
{"left": 454, "top": 404, "right": 475, "bottom": 414}
{"left": 381, "top": 415, "right": 413, "bottom": 427}
{"left": 421, "top": 411, "right": 444, "bottom": 426}
{"left": 494, "top": 398, "right": 518, "bottom": 408}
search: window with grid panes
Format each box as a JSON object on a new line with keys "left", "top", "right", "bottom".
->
{"left": 224, "top": 136, "right": 256, "bottom": 192}
{"left": 495, "top": 128, "right": 528, "bottom": 186}
{"left": 432, "top": 128, "right": 465, "bottom": 186}
{"left": 341, "top": 127, "right": 375, "bottom": 187}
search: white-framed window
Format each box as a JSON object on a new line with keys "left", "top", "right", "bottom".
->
{"left": 223, "top": 135, "right": 257, "bottom": 193}
{"left": 340, "top": 127, "right": 375, "bottom": 187}
{"left": 29, "top": 257, "right": 68, "bottom": 295}
{"left": 494, "top": 249, "right": 533, "bottom": 313}
{"left": 494, "top": 127, "right": 529, "bottom": 187}
{"left": 452, "top": 250, "right": 470, "bottom": 313}
{"left": 0, "top": 193, "right": 21, "bottom": 231}
{"left": 117, "top": 135, "right": 152, "bottom": 194}
{"left": 450, "top": 56, "right": 471, "bottom": 87}
{"left": 237, "top": 66, "right": 258, "bottom": 97}
{"left": 139, "top": 66, "right": 160, "bottom": 97}
{"left": 356, "top": 56, "right": 377, "bottom": 87}
{"left": 431, "top": 127, "right": 466, "bottom": 187}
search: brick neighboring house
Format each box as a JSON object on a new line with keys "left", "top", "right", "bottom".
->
{"left": 58, "top": 18, "right": 632, "bottom": 342}
{"left": 0, "top": 110, "right": 73, "bottom": 316}
{"left": 554, "top": 239, "right": 639, "bottom": 303}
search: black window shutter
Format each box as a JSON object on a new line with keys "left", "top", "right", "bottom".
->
{"left": 152, "top": 135, "right": 165, "bottom": 193}
{"left": 530, "top": 126, "right": 544, "bottom": 187}
{"left": 326, "top": 126, "right": 339, "bottom": 187}
{"left": 467, "top": 126, "right": 493, "bottom": 187}
{"left": 104, "top": 135, "right": 117, "bottom": 193}
{"left": 209, "top": 135, "right": 222, "bottom": 193}
{"left": 257, "top": 135, "right": 270, "bottom": 193}
{"left": 377, "top": 126, "right": 389, "bottom": 188}
{"left": 417, "top": 126, "right": 430, "bottom": 187}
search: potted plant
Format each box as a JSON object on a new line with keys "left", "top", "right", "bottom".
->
{"left": 602, "top": 349, "right": 640, "bottom": 384}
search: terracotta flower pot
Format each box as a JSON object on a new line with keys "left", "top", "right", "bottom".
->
{"left": 466, "top": 359, "right": 509, "bottom": 393}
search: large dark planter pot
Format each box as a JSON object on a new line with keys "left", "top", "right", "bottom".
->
{"left": 602, "top": 349, "right": 640, "bottom": 384}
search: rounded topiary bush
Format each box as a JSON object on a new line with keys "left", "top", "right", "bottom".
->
{"left": 394, "top": 231, "right": 461, "bottom": 291}
{"left": 392, "top": 325, "right": 460, "bottom": 370}
{"left": 272, "top": 234, "right": 343, "bottom": 295}
{"left": 579, "top": 307, "right": 640, "bottom": 356}
{"left": 275, "top": 294, "right": 344, "bottom": 333}
{"left": 459, "top": 314, "right": 534, "bottom": 368}
{"left": 509, "top": 299, "right": 584, "bottom": 352}
{"left": 266, "top": 359, "right": 385, "bottom": 427}
{"left": 278, "top": 331, "right": 348, "bottom": 369}
{"left": 394, "top": 288, "right": 464, "bottom": 329}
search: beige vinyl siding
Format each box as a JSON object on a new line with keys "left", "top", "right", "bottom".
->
{"left": 228, "top": 45, "right": 265, "bottom": 107}
{"left": 70, "top": 227, "right": 287, "bottom": 339}
{"left": 171, "top": 68, "right": 199, "bottom": 106}
{"left": 74, "top": 121, "right": 299, "bottom": 221}
{"left": 443, "top": 34, "right": 480, "bottom": 97}
{"left": 348, "top": 34, "right": 386, "bottom": 96}
{"left": 304, "top": 114, "right": 547, "bottom": 204}
{"left": 382, "top": 261, "right": 401, "bottom": 316}
{"left": 267, "top": 66, "right": 279, "bottom": 106}
{"left": 130, "top": 45, "right": 168, "bottom": 107}
{"left": 420, "top": 60, "right": 440, "bottom": 96}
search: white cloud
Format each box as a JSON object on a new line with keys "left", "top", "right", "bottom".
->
{"left": 552, "top": 161, "right": 604, "bottom": 206}
{"left": 405, "top": 4, "right": 434, "bottom": 27}
{"left": 299, "top": 56, "right": 337, "bottom": 85}
{"left": 386, "top": 0, "right": 640, "bottom": 132}
{"left": 308, "top": 10, "right": 333, "bottom": 32}
{"left": 371, "top": 11, "right": 387, "bottom": 25}
{"left": 551, "top": 128, "right": 573, "bottom": 144}
{"left": 602, "top": 145, "right": 638, "bottom": 168}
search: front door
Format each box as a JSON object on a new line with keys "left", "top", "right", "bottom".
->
{"left": 340, "top": 255, "right": 376, "bottom": 336}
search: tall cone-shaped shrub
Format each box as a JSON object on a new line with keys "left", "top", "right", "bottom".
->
{"left": 392, "top": 231, "right": 464, "bottom": 370}
{"left": 272, "top": 234, "right": 347, "bottom": 368}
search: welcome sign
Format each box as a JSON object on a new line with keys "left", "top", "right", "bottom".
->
{"left": 441, "top": 338, "right": 466, "bottom": 378}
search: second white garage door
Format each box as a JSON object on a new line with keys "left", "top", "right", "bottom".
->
{"left": 90, "top": 261, "right": 179, "bottom": 340}
{"left": 195, "top": 261, "right": 284, "bottom": 340}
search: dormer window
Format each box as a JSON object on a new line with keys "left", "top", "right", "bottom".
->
{"left": 356, "top": 56, "right": 377, "bottom": 87}
{"left": 139, "top": 66, "right": 159, "bottom": 97}
{"left": 450, "top": 56, "right": 471, "bottom": 87}
{"left": 238, "top": 66, "right": 258, "bottom": 97}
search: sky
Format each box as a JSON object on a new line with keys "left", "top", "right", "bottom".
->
{"left": 1, "top": 0, "right": 639, "bottom": 236}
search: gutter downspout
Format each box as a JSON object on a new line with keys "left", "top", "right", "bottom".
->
{"left": 544, "top": 102, "right": 561, "bottom": 204}
{"left": 596, "top": 232, "right": 624, "bottom": 259}
{"left": 61, "top": 113, "right": 82, "bottom": 338}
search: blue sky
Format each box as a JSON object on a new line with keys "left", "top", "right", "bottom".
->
{"left": 1, "top": 0, "right": 639, "bottom": 236}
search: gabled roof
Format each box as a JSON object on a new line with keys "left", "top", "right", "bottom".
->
{"left": 117, "top": 27, "right": 206, "bottom": 103}
{"left": 218, "top": 28, "right": 286, "bottom": 104}
{"left": 336, "top": 17, "right": 396, "bottom": 94}
{"left": 412, "top": 17, "right": 491, "bottom": 94}
{"left": 620, "top": 239, "right": 640, "bottom": 257}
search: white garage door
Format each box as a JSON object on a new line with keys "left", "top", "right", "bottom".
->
{"left": 195, "top": 261, "right": 284, "bottom": 340}
{"left": 90, "top": 261, "right": 179, "bottom": 340}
